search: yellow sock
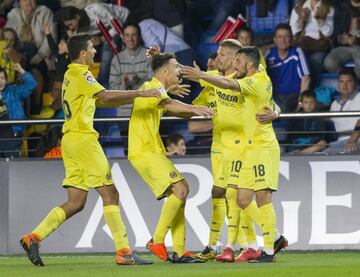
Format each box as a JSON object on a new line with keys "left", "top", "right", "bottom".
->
{"left": 33, "top": 206, "right": 66, "bottom": 240}
{"left": 239, "top": 209, "right": 257, "bottom": 247}
{"left": 226, "top": 188, "right": 240, "bottom": 248}
{"left": 153, "top": 194, "right": 184, "bottom": 243}
{"left": 171, "top": 202, "right": 185, "bottom": 256}
{"left": 103, "top": 205, "right": 130, "bottom": 251}
{"left": 236, "top": 210, "right": 247, "bottom": 248}
{"left": 243, "top": 200, "right": 262, "bottom": 226}
{"left": 259, "top": 203, "right": 276, "bottom": 255}
{"left": 208, "top": 198, "right": 226, "bottom": 246}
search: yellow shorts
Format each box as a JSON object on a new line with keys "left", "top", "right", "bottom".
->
{"left": 250, "top": 148, "right": 280, "bottom": 192}
{"left": 211, "top": 151, "right": 226, "bottom": 189}
{"left": 222, "top": 148, "right": 252, "bottom": 189}
{"left": 61, "top": 132, "right": 113, "bottom": 191}
{"left": 129, "top": 152, "right": 184, "bottom": 200}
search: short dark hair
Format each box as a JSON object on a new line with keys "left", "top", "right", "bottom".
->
{"left": 0, "top": 67, "right": 8, "bottom": 81}
{"left": 67, "top": 34, "right": 91, "bottom": 60}
{"left": 236, "top": 26, "right": 253, "bottom": 38}
{"left": 208, "top": 52, "right": 218, "bottom": 60}
{"left": 300, "top": 90, "right": 316, "bottom": 101}
{"left": 151, "top": 53, "right": 176, "bottom": 72}
{"left": 166, "top": 133, "right": 185, "bottom": 147}
{"left": 236, "top": 46, "right": 260, "bottom": 68}
{"left": 273, "top": 23, "right": 293, "bottom": 37}
{"left": 339, "top": 68, "right": 358, "bottom": 83}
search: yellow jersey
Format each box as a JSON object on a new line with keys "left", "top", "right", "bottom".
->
{"left": 200, "top": 72, "right": 252, "bottom": 152}
{"left": 128, "top": 77, "right": 170, "bottom": 158}
{"left": 193, "top": 70, "right": 221, "bottom": 152}
{"left": 62, "top": 63, "right": 105, "bottom": 135}
{"left": 236, "top": 67, "right": 279, "bottom": 150}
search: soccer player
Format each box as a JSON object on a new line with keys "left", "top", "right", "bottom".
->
{"left": 190, "top": 40, "right": 279, "bottom": 262}
{"left": 19, "top": 34, "right": 162, "bottom": 267}
{"left": 182, "top": 46, "right": 287, "bottom": 262}
{"left": 128, "top": 53, "right": 213, "bottom": 263}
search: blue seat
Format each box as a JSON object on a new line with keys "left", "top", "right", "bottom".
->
{"left": 195, "top": 42, "right": 219, "bottom": 69}
{"left": 246, "top": 0, "right": 289, "bottom": 34}
{"left": 102, "top": 124, "right": 125, "bottom": 158}
{"left": 317, "top": 73, "right": 338, "bottom": 90}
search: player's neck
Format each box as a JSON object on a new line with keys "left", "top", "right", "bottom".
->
{"left": 72, "top": 57, "right": 87, "bottom": 66}
{"left": 224, "top": 69, "right": 235, "bottom": 76}
{"left": 154, "top": 74, "right": 168, "bottom": 89}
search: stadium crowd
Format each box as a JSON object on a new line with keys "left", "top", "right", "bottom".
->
{"left": 0, "top": 0, "right": 360, "bottom": 158}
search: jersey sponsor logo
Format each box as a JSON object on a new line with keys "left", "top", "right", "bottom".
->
{"left": 85, "top": 73, "right": 97, "bottom": 84}
{"left": 216, "top": 91, "right": 238, "bottom": 103}
{"left": 169, "top": 171, "right": 178, "bottom": 178}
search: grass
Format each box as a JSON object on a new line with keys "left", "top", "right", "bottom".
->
{"left": 1, "top": 251, "right": 360, "bottom": 277}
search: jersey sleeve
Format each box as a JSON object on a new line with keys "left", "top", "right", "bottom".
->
{"left": 236, "top": 72, "right": 271, "bottom": 98}
{"left": 141, "top": 82, "right": 170, "bottom": 106}
{"left": 78, "top": 70, "right": 105, "bottom": 97}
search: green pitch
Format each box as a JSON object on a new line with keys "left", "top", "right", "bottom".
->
{"left": 1, "top": 252, "right": 360, "bottom": 277}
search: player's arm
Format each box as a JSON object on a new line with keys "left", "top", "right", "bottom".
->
{"left": 256, "top": 102, "right": 281, "bottom": 124}
{"left": 95, "top": 89, "right": 161, "bottom": 107}
{"left": 181, "top": 62, "right": 240, "bottom": 91}
{"left": 160, "top": 98, "right": 214, "bottom": 119}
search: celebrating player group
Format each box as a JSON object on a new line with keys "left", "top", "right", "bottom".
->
{"left": 19, "top": 34, "right": 287, "bottom": 267}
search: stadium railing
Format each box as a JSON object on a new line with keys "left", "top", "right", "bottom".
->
{"left": 1, "top": 111, "right": 360, "bottom": 157}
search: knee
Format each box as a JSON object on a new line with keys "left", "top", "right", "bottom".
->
{"left": 212, "top": 186, "right": 226, "bottom": 198}
{"left": 172, "top": 182, "right": 189, "bottom": 201}
{"left": 237, "top": 196, "right": 251, "bottom": 210}
{"left": 66, "top": 200, "right": 86, "bottom": 215}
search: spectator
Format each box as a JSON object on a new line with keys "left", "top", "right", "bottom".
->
{"left": 59, "top": 0, "right": 100, "bottom": 9}
{"left": 0, "top": 0, "right": 15, "bottom": 15}
{"left": 6, "top": 0, "right": 57, "bottom": 114}
{"left": 109, "top": 23, "right": 152, "bottom": 117}
{"left": 265, "top": 23, "right": 311, "bottom": 112}
{"left": 138, "top": 18, "right": 194, "bottom": 67}
{"left": 236, "top": 26, "right": 266, "bottom": 68}
{"left": 56, "top": 4, "right": 129, "bottom": 88}
{"left": 324, "top": 0, "right": 360, "bottom": 80}
{"left": 0, "top": 64, "right": 37, "bottom": 158}
{"left": 287, "top": 90, "right": 334, "bottom": 154}
{"left": 0, "top": 28, "right": 23, "bottom": 84}
{"left": 126, "top": 0, "right": 187, "bottom": 38}
{"left": 325, "top": 69, "right": 360, "bottom": 153}
{"left": 165, "top": 133, "right": 187, "bottom": 156}
{"left": 290, "top": 0, "right": 334, "bottom": 86}
{"left": 39, "top": 126, "right": 62, "bottom": 159}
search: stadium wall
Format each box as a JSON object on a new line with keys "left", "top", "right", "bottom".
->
{"left": 1, "top": 155, "right": 360, "bottom": 254}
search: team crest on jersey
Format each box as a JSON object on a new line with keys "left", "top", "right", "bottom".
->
{"left": 169, "top": 171, "right": 177, "bottom": 178}
{"left": 85, "top": 73, "right": 97, "bottom": 84}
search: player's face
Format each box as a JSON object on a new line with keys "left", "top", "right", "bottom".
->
{"left": 84, "top": 40, "right": 96, "bottom": 66}
{"left": 0, "top": 72, "right": 6, "bottom": 91}
{"left": 338, "top": 74, "right": 357, "bottom": 96}
{"left": 301, "top": 96, "right": 316, "bottom": 112}
{"left": 216, "top": 46, "right": 236, "bottom": 73}
{"left": 165, "top": 58, "right": 181, "bottom": 85}
{"left": 123, "top": 26, "right": 140, "bottom": 51}
{"left": 237, "top": 31, "right": 252, "bottom": 46}
{"left": 273, "top": 29, "right": 291, "bottom": 51}
{"left": 233, "top": 53, "right": 249, "bottom": 79}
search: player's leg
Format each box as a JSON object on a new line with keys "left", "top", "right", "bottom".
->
{"left": 195, "top": 151, "right": 227, "bottom": 261}
{"left": 20, "top": 187, "right": 87, "bottom": 266}
{"left": 96, "top": 185, "right": 152, "bottom": 265}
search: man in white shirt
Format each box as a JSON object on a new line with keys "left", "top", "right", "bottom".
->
{"left": 325, "top": 69, "right": 360, "bottom": 153}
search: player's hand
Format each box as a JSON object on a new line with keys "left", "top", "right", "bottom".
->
{"left": 180, "top": 61, "right": 203, "bottom": 81}
{"left": 139, "top": 89, "right": 161, "bottom": 98}
{"left": 167, "top": 84, "right": 190, "bottom": 98}
{"left": 193, "top": 106, "right": 214, "bottom": 118}
{"left": 12, "top": 63, "right": 25, "bottom": 74}
{"left": 146, "top": 45, "right": 161, "bottom": 58}
{"left": 256, "top": 106, "right": 278, "bottom": 124}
